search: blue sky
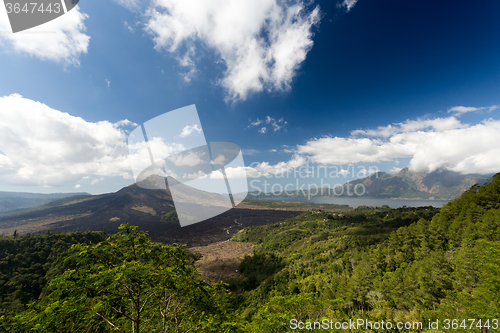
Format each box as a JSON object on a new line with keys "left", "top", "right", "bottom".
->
{"left": 0, "top": 0, "right": 499, "bottom": 194}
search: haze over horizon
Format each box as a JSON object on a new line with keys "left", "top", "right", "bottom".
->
{"left": 1, "top": 0, "right": 499, "bottom": 195}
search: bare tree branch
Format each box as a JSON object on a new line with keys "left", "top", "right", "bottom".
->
{"left": 96, "top": 312, "right": 124, "bottom": 333}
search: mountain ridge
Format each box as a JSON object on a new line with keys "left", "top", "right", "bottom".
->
{"left": 0, "top": 191, "right": 90, "bottom": 214}
{"left": 249, "top": 168, "right": 491, "bottom": 200}
{"left": 348, "top": 167, "right": 490, "bottom": 199}
{"left": 0, "top": 176, "right": 300, "bottom": 246}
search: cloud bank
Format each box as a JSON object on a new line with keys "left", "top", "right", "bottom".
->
{"left": 0, "top": 94, "right": 135, "bottom": 186}
{"left": 2, "top": 94, "right": 496, "bottom": 189}
{"left": 239, "top": 114, "right": 499, "bottom": 180}
{"left": 296, "top": 116, "right": 500, "bottom": 174}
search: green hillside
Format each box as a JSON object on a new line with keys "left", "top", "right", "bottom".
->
{"left": 230, "top": 173, "right": 500, "bottom": 331}
{"left": 0, "top": 173, "right": 498, "bottom": 332}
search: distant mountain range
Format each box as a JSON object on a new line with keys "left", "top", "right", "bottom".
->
{"left": 0, "top": 176, "right": 299, "bottom": 246}
{"left": 340, "top": 168, "right": 490, "bottom": 199}
{"left": 0, "top": 191, "right": 90, "bottom": 214}
{"left": 0, "top": 169, "right": 492, "bottom": 243}
{"left": 249, "top": 168, "right": 491, "bottom": 200}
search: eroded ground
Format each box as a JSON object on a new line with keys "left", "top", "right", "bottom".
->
{"left": 189, "top": 240, "right": 253, "bottom": 283}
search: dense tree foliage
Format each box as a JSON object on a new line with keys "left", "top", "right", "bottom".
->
{"left": 228, "top": 174, "right": 500, "bottom": 331}
{"left": 0, "top": 173, "right": 499, "bottom": 332}
{"left": 2, "top": 225, "right": 232, "bottom": 333}
{"left": 0, "top": 230, "right": 107, "bottom": 317}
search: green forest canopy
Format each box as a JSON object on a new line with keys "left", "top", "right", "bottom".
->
{"left": 0, "top": 173, "right": 499, "bottom": 332}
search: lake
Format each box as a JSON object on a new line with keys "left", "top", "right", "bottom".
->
{"left": 256, "top": 196, "right": 449, "bottom": 208}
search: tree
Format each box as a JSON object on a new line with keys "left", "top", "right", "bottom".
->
{"left": 12, "top": 224, "right": 229, "bottom": 333}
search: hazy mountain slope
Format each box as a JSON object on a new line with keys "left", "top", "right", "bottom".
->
{"left": 346, "top": 168, "right": 490, "bottom": 199}
{"left": 0, "top": 191, "right": 90, "bottom": 214}
{"left": 249, "top": 168, "right": 491, "bottom": 200}
{"left": 0, "top": 176, "right": 301, "bottom": 246}
{"left": 0, "top": 177, "right": 177, "bottom": 235}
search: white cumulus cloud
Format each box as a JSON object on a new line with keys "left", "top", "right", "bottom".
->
{"left": 338, "top": 0, "right": 358, "bottom": 12}
{"left": 0, "top": 5, "right": 90, "bottom": 66}
{"left": 351, "top": 116, "right": 465, "bottom": 137}
{"left": 247, "top": 114, "right": 500, "bottom": 180}
{"left": 0, "top": 94, "right": 136, "bottom": 186}
{"left": 182, "top": 170, "right": 207, "bottom": 179}
{"left": 143, "top": 0, "right": 320, "bottom": 101}
{"left": 297, "top": 116, "right": 500, "bottom": 174}
{"left": 211, "top": 154, "right": 227, "bottom": 165}
{"left": 358, "top": 167, "right": 379, "bottom": 176}
{"left": 248, "top": 154, "right": 307, "bottom": 177}
{"left": 211, "top": 155, "right": 307, "bottom": 180}
{"left": 168, "top": 150, "right": 205, "bottom": 167}
{"left": 448, "top": 104, "right": 499, "bottom": 115}
{"left": 210, "top": 166, "right": 253, "bottom": 179}
{"left": 338, "top": 169, "right": 350, "bottom": 176}
{"left": 179, "top": 124, "right": 202, "bottom": 137}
